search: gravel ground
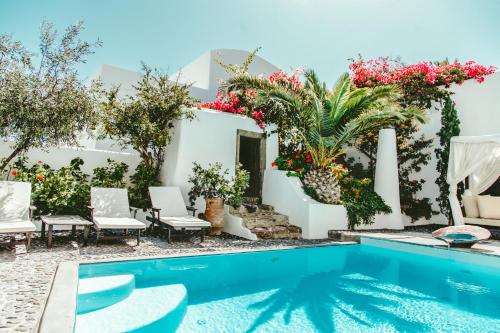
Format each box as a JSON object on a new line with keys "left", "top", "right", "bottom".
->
{"left": 0, "top": 233, "right": 337, "bottom": 333}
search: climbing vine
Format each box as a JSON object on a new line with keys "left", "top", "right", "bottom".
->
{"left": 348, "top": 57, "right": 495, "bottom": 222}
{"left": 435, "top": 96, "right": 461, "bottom": 223}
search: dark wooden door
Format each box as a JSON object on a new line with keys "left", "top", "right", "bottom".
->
{"left": 239, "top": 136, "right": 261, "bottom": 198}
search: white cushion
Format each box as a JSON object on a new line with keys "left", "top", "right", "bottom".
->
{"left": 0, "top": 181, "right": 31, "bottom": 222}
{"left": 477, "top": 196, "right": 500, "bottom": 219}
{"left": 464, "top": 217, "right": 500, "bottom": 227}
{"left": 149, "top": 186, "right": 189, "bottom": 217}
{"left": 158, "top": 216, "right": 211, "bottom": 228}
{"left": 462, "top": 195, "right": 479, "bottom": 218}
{"left": 91, "top": 188, "right": 131, "bottom": 218}
{"left": 93, "top": 217, "right": 146, "bottom": 230}
{"left": 0, "top": 220, "right": 36, "bottom": 233}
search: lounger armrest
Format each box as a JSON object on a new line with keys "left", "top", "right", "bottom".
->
{"left": 87, "top": 206, "right": 95, "bottom": 220}
{"left": 186, "top": 206, "right": 197, "bottom": 217}
{"left": 129, "top": 206, "right": 141, "bottom": 218}
{"left": 29, "top": 205, "right": 37, "bottom": 219}
{"left": 150, "top": 207, "right": 161, "bottom": 220}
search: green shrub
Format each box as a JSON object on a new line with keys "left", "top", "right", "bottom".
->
{"left": 341, "top": 181, "right": 392, "bottom": 230}
{"left": 10, "top": 157, "right": 90, "bottom": 218}
{"left": 226, "top": 164, "right": 250, "bottom": 208}
{"left": 188, "top": 162, "right": 249, "bottom": 208}
{"left": 91, "top": 158, "right": 128, "bottom": 188}
{"left": 129, "top": 161, "right": 161, "bottom": 209}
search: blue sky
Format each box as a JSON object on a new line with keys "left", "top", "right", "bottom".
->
{"left": 1, "top": 0, "right": 499, "bottom": 85}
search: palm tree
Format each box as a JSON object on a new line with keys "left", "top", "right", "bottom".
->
{"left": 302, "top": 71, "right": 425, "bottom": 167}
{"left": 223, "top": 69, "right": 425, "bottom": 204}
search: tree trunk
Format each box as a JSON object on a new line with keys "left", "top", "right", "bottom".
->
{"left": 0, "top": 145, "right": 26, "bottom": 171}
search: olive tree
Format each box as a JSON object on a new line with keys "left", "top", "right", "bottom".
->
{"left": 101, "top": 65, "right": 198, "bottom": 207}
{"left": 0, "top": 21, "right": 102, "bottom": 170}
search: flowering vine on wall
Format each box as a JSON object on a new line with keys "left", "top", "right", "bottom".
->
{"left": 350, "top": 58, "right": 495, "bottom": 88}
{"left": 348, "top": 56, "right": 496, "bottom": 222}
{"left": 198, "top": 69, "right": 303, "bottom": 128}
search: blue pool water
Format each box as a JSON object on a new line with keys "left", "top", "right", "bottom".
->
{"left": 75, "top": 242, "right": 500, "bottom": 332}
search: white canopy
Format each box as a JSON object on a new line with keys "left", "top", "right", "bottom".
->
{"left": 447, "top": 134, "right": 500, "bottom": 225}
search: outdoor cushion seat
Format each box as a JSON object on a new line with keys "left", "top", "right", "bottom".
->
{"left": 93, "top": 217, "right": 146, "bottom": 230}
{"left": 464, "top": 217, "right": 500, "bottom": 228}
{"left": 90, "top": 187, "right": 146, "bottom": 246}
{"left": 148, "top": 186, "right": 211, "bottom": 243}
{"left": 158, "top": 216, "right": 211, "bottom": 229}
{"left": 0, "top": 181, "right": 36, "bottom": 250}
{"left": 0, "top": 220, "right": 36, "bottom": 233}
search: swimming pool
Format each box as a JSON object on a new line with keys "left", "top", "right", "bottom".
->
{"left": 74, "top": 241, "right": 500, "bottom": 332}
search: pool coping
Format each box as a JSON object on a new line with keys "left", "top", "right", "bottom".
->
{"left": 36, "top": 241, "right": 355, "bottom": 333}
{"left": 348, "top": 233, "right": 500, "bottom": 258}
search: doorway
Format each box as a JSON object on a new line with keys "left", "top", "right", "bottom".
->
{"left": 236, "top": 130, "right": 266, "bottom": 200}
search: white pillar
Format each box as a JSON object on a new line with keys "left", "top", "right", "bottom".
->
{"left": 374, "top": 128, "right": 404, "bottom": 229}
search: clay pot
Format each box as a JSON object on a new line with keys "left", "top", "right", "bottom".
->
{"left": 204, "top": 197, "right": 225, "bottom": 235}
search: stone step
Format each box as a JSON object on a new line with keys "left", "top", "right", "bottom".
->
{"left": 229, "top": 203, "right": 301, "bottom": 240}
{"left": 241, "top": 214, "right": 289, "bottom": 229}
{"left": 250, "top": 225, "right": 302, "bottom": 239}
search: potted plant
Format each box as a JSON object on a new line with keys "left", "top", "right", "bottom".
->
{"left": 188, "top": 162, "right": 249, "bottom": 235}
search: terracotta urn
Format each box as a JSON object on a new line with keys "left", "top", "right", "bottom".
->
{"left": 204, "top": 197, "right": 225, "bottom": 235}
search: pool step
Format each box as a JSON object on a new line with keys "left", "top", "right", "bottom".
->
{"left": 77, "top": 274, "right": 135, "bottom": 314}
{"left": 75, "top": 284, "right": 188, "bottom": 333}
{"left": 230, "top": 204, "right": 302, "bottom": 239}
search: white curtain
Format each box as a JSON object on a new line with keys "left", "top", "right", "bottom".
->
{"left": 447, "top": 135, "right": 500, "bottom": 225}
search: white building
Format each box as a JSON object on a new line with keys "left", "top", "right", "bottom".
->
{"left": 1, "top": 49, "right": 498, "bottom": 237}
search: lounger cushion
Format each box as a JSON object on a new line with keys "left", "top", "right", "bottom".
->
{"left": 91, "top": 188, "right": 131, "bottom": 218}
{"left": 464, "top": 217, "right": 500, "bottom": 227}
{"left": 149, "top": 186, "right": 189, "bottom": 217}
{"left": 94, "top": 217, "right": 146, "bottom": 230}
{"left": 0, "top": 220, "right": 36, "bottom": 233}
{"left": 477, "top": 195, "right": 500, "bottom": 219}
{"left": 0, "top": 181, "right": 31, "bottom": 222}
{"left": 462, "top": 194, "right": 480, "bottom": 218}
{"left": 158, "top": 216, "right": 211, "bottom": 228}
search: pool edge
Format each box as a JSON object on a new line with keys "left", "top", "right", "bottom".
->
{"left": 37, "top": 261, "right": 79, "bottom": 333}
{"left": 37, "top": 241, "right": 356, "bottom": 333}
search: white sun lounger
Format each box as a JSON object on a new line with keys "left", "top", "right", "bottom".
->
{"left": 148, "top": 186, "right": 211, "bottom": 243}
{"left": 0, "top": 181, "right": 36, "bottom": 250}
{"left": 90, "top": 187, "right": 146, "bottom": 246}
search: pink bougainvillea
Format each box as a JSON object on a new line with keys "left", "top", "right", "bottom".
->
{"left": 198, "top": 91, "right": 246, "bottom": 114}
{"left": 268, "top": 69, "right": 303, "bottom": 92}
{"left": 199, "top": 69, "right": 305, "bottom": 128}
{"left": 349, "top": 57, "right": 496, "bottom": 88}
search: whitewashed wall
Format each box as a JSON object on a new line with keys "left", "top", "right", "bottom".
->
{"left": 398, "top": 73, "right": 500, "bottom": 225}
{"left": 162, "top": 108, "right": 279, "bottom": 213}
{"left": 342, "top": 73, "right": 500, "bottom": 227}
{"left": 0, "top": 143, "right": 140, "bottom": 177}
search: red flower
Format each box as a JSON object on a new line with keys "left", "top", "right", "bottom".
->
{"left": 271, "top": 161, "right": 277, "bottom": 167}
{"left": 10, "top": 170, "right": 17, "bottom": 177}
{"left": 36, "top": 174, "right": 44, "bottom": 181}
{"left": 296, "top": 168, "right": 302, "bottom": 173}
{"left": 411, "top": 180, "right": 417, "bottom": 184}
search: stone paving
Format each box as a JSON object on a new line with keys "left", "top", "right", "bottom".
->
{"left": 0, "top": 234, "right": 336, "bottom": 333}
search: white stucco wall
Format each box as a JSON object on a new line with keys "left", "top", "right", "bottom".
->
{"left": 163, "top": 108, "right": 279, "bottom": 213}
{"left": 173, "top": 49, "right": 279, "bottom": 101}
{"left": 262, "top": 169, "right": 349, "bottom": 239}
{"left": 399, "top": 73, "right": 500, "bottom": 225}
{"left": 0, "top": 143, "right": 140, "bottom": 177}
